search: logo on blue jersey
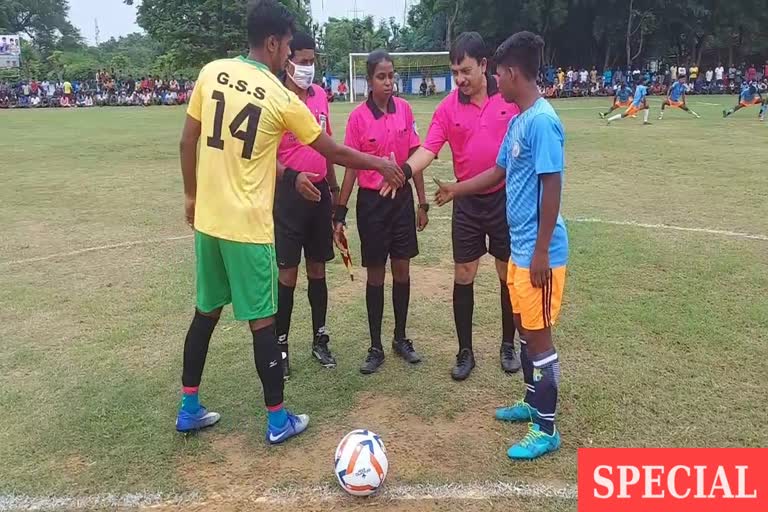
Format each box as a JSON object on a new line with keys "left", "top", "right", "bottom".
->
{"left": 512, "top": 141, "right": 521, "bottom": 158}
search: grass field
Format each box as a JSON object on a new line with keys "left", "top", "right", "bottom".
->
{"left": 1, "top": 95, "right": 767, "bottom": 511}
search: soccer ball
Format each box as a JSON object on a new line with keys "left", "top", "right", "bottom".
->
{"left": 334, "top": 429, "right": 388, "bottom": 496}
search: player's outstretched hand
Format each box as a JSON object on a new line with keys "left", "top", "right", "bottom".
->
{"left": 332, "top": 222, "right": 346, "bottom": 253}
{"left": 379, "top": 182, "right": 398, "bottom": 199}
{"left": 529, "top": 250, "right": 551, "bottom": 289}
{"left": 295, "top": 172, "right": 322, "bottom": 202}
{"left": 377, "top": 153, "right": 405, "bottom": 190}
{"left": 433, "top": 178, "right": 456, "bottom": 207}
{"left": 184, "top": 194, "right": 195, "bottom": 229}
{"left": 417, "top": 208, "right": 429, "bottom": 232}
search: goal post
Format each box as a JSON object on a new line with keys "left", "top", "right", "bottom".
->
{"left": 347, "top": 51, "right": 451, "bottom": 103}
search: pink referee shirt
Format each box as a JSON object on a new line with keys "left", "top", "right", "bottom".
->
{"left": 277, "top": 83, "right": 331, "bottom": 183}
{"left": 344, "top": 95, "right": 421, "bottom": 190}
{"left": 423, "top": 76, "right": 519, "bottom": 193}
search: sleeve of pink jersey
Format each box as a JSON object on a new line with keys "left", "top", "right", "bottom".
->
{"left": 406, "top": 103, "right": 421, "bottom": 149}
{"left": 344, "top": 110, "right": 360, "bottom": 149}
{"left": 422, "top": 101, "right": 448, "bottom": 155}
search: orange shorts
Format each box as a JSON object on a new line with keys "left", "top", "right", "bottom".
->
{"left": 740, "top": 97, "right": 762, "bottom": 107}
{"left": 667, "top": 100, "right": 684, "bottom": 108}
{"left": 507, "top": 262, "right": 567, "bottom": 331}
{"left": 624, "top": 104, "right": 641, "bottom": 117}
{"left": 614, "top": 99, "right": 631, "bottom": 108}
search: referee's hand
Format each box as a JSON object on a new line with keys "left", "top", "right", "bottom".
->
{"left": 377, "top": 153, "right": 405, "bottom": 189}
{"left": 295, "top": 173, "right": 322, "bottom": 202}
{"left": 433, "top": 178, "right": 456, "bottom": 207}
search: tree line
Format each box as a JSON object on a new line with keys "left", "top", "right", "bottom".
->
{"left": 2, "top": 0, "right": 767, "bottom": 81}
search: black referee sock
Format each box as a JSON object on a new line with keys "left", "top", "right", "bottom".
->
{"left": 392, "top": 280, "right": 410, "bottom": 340}
{"left": 453, "top": 282, "right": 474, "bottom": 351}
{"left": 251, "top": 324, "right": 285, "bottom": 408}
{"left": 366, "top": 283, "right": 385, "bottom": 350}
{"left": 500, "top": 280, "right": 516, "bottom": 346}
{"left": 182, "top": 311, "right": 219, "bottom": 387}
{"left": 276, "top": 282, "right": 295, "bottom": 352}
{"left": 307, "top": 277, "right": 328, "bottom": 337}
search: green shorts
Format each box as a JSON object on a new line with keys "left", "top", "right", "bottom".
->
{"left": 195, "top": 231, "right": 278, "bottom": 321}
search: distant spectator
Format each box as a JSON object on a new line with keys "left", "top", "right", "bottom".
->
{"left": 678, "top": 64, "right": 687, "bottom": 78}
{"left": 419, "top": 78, "right": 427, "bottom": 96}
{"left": 63, "top": 80, "right": 73, "bottom": 98}
{"left": 589, "top": 66, "right": 597, "bottom": 85}
{"left": 337, "top": 79, "right": 348, "bottom": 101}
{"left": 689, "top": 64, "right": 699, "bottom": 81}
{"left": 603, "top": 68, "right": 613, "bottom": 86}
{"left": 579, "top": 68, "right": 588, "bottom": 84}
{"left": 705, "top": 68, "right": 713, "bottom": 85}
{"left": 0, "top": 37, "right": 7, "bottom": 53}
{"left": 747, "top": 63, "right": 757, "bottom": 82}
{"left": 428, "top": 77, "right": 436, "bottom": 95}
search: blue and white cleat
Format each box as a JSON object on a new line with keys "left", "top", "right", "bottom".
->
{"left": 507, "top": 423, "right": 561, "bottom": 460}
{"left": 495, "top": 400, "right": 537, "bottom": 422}
{"left": 266, "top": 411, "right": 310, "bottom": 445}
{"left": 176, "top": 406, "right": 221, "bottom": 433}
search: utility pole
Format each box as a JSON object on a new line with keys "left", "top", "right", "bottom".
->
{"left": 94, "top": 18, "right": 100, "bottom": 46}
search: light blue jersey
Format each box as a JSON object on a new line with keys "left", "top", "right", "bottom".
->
{"left": 740, "top": 84, "right": 757, "bottom": 101}
{"left": 669, "top": 81, "right": 686, "bottom": 102}
{"left": 616, "top": 86, "right": 632, "bottom": 102}
{"left": 496, "top": 98, "right": 568, "bottom": 268}
{"left": 632, "top": 84, "right": 648, "bottom": 107}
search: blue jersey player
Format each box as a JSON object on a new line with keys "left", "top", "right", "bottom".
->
{"left": 599, "top": 82, "right": 633, "bottom": 119}
{"left": 607, "top": 78, "right": 652, "bottom": 125}
{"left": 723, "top": 82, "right": 765, "bottom": 119}
{"left": 659, "top": 77, "right": 700, "bottom": 120}
{"left": 434, "top": 31, "right": 568, "bottom": 461}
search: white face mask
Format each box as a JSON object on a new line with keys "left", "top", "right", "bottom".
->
{"left": 288, "top": 61, "right": 315, "bottom": 90}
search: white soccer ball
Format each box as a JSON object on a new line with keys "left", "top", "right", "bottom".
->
{"left": 334, "top": 429, "right": 388, "bottom": 496}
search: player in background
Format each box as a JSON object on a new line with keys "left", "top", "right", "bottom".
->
{"left": 599, "top": 81, "right": 633, "bottom": 119}
{"left": 380, "top": 32, "right": 522, "bottom": 381}
{"left": 723, "top": 81, "right": 765, "bottom": 119}
{"left": 607, "top": 77, "right": 652, "bottom": 125}
{"left": 176, "top": 0, "right": 403, "bottom": 442}
{"left": 435, "top": 31, "right": 568, "bottom": 460}
{"left": 333, "top": 50, "right": 428, "bottom": 375}
{"left": 658, "top": 76, "right": 700, "bottom": 120}
{"left": 274, "top": 32, "right": 340, "bottom": 379}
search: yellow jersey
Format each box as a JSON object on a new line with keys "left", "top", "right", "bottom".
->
{"left": 63, "top": 81, "right": 72, "bottom": 94}
{"left": 187, "top": 56, "right": 322, "bottom": 243}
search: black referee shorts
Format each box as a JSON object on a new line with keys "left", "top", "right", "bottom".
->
{"left": 356, "top": 184, "right": 419, "bottom": 268}
{"left": 274, "top": 178, "right": 335, "bottom": 269}
{"left": 452, "top": 188, "right": 511, "bottom": 264}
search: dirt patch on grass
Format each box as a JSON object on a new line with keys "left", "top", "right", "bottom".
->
{"left": 176, "top": 393, "right": 506, "bottom": 500}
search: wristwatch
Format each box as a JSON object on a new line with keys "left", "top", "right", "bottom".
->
{"left": 419, "top": 203, "right": 430, "bottom": 213}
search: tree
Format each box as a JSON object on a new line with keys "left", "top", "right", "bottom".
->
{"left": 123, "top": 0, "right": 311, "bottom": 68}
{"left": 0, "top": 0, "right": 82, "bottom": 53}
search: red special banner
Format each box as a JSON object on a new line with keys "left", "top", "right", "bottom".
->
{"left": 578, "top": 448, "right": 768, "bottom": 512}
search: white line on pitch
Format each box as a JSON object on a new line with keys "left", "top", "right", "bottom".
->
{"left": 0, "top": 482, "right": 576, "bottom": 511}
{"left": 2, "top": 216, "right": 765, "bottom": 267}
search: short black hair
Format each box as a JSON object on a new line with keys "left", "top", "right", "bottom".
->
{"left": 246, "top": 0, "right": 296, "bottom": 48}
{"left": 493, "top": 31, "right": 544, "bottom": 80}
{"left": 290, "top": 31, "right": 315, "bottom": 57}
{"left": 366, "top": 49, "right": 393, "bottom": 78}
{"left": 449, "top": 32, "right": 488, "bottom": 65}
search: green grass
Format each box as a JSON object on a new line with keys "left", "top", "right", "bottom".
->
{"left": 1, "top": 95, "right": 767, "bottom": 502}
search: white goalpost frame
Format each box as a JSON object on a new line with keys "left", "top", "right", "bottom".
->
{"left": 347, "top": 51, "right": 450, "bottom": 103}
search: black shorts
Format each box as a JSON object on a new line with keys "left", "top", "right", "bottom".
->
{"left": 274, "top": 178, "right": 335, "bottom": 269}
{"left": 356, "top": 185, "right": 419, "bottom": 267}
{"left": 452, "top": 188, "right": 510, "bottom": 264}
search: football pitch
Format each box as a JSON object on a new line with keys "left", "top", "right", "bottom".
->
{"left": 1, "top": 95, "right": 767, "bottom": 511}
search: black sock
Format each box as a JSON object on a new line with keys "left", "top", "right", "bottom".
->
{"left": 307, "top": 277, "right": 328, "bottom": 337}
{"left": 453, "top": 282, "right": 474, "bottom": 351}
{"left": 392, "top": 280, "right": 410, "bottom": 340}
{"left": 276, "top": 282, "right": 295, "bottom": 354}
{"left": 366, "top": 283, "right": 384, "bottom": 350}
{"left": 182, "top": 311, "right": 219, "bottom": 387}
{"left": 500, "top": 280, "right": 516, "bottom": 346}
{"left": 251, "top": 324, "right": 284, "bottom": 408}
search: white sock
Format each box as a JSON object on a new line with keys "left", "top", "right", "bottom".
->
{"left": 643, "top": 109, "right": 650, "bottom": 122}
{"left": 689, "top": 109, "right": 699, "bottom": 117}
{"left": 607, "top": 113, "right": 622, "bottom": 122}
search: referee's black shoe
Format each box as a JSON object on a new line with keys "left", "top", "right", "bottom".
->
{"left": 360, "top": 347, "right": 385, "bottom": 374}
{"left": 312, "top": 334, "right": 337, "bottom": 368}
{"left": 451, "top": 348, "right": 475, "bottom": 381}
{"left": 392, "top": 338, "right": 421, "bottom": 364}
{"left": 500, "top": 341, "right": 521, "bottom": 373}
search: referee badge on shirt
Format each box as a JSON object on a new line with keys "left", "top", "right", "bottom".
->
{"left": 319, "top": 113, "right": 327, "bottom": 131}
{"left": 512, "top": 141, "right": 521, "bottom": 158}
